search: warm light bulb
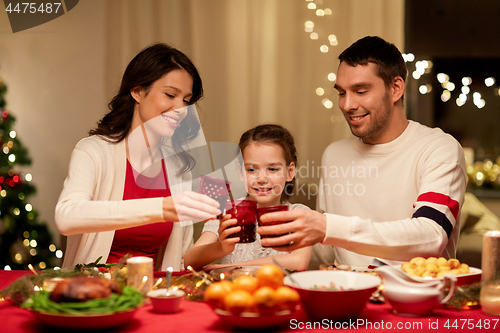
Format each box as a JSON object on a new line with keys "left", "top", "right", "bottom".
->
{"left": 485, "top": 77, "right": 496, "bottom": 87}
{"left": 322, "top": 98, "right": 333, "bottom": 109}
{"left": 441, "top": 90, "right": 451, "bottom": 102}
{"left": 437, "top": 73, "right": 449, "bottom": 83}
{"left": 446, "top": 82, "right": 455, "bottom": 91}
{"left": 474, "top": 98, "right": 486, "bottom": 109}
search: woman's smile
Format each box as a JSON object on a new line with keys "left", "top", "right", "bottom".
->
{"left": 162, "top": 114, "right": 180, "bottom": 128}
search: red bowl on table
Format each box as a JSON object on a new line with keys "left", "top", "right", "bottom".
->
{"left": 284, "top": 270, "right": 381, "bottom": 321}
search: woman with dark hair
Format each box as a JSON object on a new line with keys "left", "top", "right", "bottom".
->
{"left": 55, "top": 44, "right": 220, "bottom": 271}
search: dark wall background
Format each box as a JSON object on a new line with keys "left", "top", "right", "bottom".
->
{"left": 405, "top": 0, "right": 500, "bottom": 160}
{"left": 405, "top": 0, "right": 500, "bottom": 58}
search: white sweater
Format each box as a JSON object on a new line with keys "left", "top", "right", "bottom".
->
{"left": 55, "top": 136, "right": 194, "bottom": 271}
{"left": 314, "top": 121, "right": 467, "bottom": 266}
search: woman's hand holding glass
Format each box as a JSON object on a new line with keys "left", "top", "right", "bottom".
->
{"left": 163, "top": 191, "right": 221, "bottom": 223}
{"left": 217, "top": 214, "right": 241, "bottom": 255}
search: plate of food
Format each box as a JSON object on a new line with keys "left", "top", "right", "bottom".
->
{"left": 30, "top": 307, "right": 140, "bottom": 330}
{"left": 23, "top": 276, "right": 143, "bottom": 329}
{"left": 398, "top": 257, "right": 481, "bottom": 286}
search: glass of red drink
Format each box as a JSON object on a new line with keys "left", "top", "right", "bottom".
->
{"left": 197, "top": 175, "right": 231, "bottom": 219}
{"left": 225, "top": 200, "right": 257, "bottom": 243}
{"left": 256, "top": 205, "right": 290, "bottom": 241}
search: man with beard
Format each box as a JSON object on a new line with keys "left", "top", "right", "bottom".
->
{"left": 258, "top": 36, "right": 467, "bottom": 268}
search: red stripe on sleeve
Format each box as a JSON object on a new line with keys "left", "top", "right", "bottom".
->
{"left": 417, "top": 192, "right": 459, "bottom": 220}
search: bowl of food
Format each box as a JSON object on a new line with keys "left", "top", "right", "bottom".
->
{"left": 284, "top": 270, "right": 381, "bottom": 321}
{"left": 147, "top": 289, "right": 184, "bottom": 313}
{"left": 205, "top": 265, "right": 301, "bottom": 329}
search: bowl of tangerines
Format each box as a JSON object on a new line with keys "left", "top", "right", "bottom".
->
{"left": 204, "top": 265, "right": 300, "bottom": 329}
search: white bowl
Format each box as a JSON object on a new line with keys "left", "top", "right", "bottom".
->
{"left": 284, "top": 270, "right": 381, "bottom": 321}
{"left": 383, "top": 285, "right": 447, "bottom": 317}
{"left": 147, "top": 289, "right": 184, "bottom": 313}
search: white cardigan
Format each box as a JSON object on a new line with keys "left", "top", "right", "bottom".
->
{"left": 55, "top": 136, "right": 194, "bottom": 271}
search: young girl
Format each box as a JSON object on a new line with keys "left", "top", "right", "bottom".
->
{"left": 184, "top": 124, "right": 312, "bottom": 271}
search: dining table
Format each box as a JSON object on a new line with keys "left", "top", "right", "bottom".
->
{"left": 0, "top": 269, "right": 499, "bottom": 332}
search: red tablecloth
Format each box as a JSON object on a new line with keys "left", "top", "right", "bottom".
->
{"left": 1, "top": 270, "right": 499, "bottom": 332}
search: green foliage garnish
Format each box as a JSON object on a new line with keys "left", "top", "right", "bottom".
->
{"left": 21, "top": 286, "right": 143, "bottom": 314}
{"left": 74, "top": 256, "right": 117, "bottom": 272}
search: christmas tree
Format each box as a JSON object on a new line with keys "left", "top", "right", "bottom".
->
{"left": 0, "top": 77, "right": 60, "bottom": 270}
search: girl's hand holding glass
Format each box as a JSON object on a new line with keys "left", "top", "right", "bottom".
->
{"left": 218, "top": 214, "right": 241, "bottom": 255}
{"left": 163, "top": 191, "right": 221, "bottom": 223}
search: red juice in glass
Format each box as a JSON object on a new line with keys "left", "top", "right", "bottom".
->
{"left": 226, "top": 200, "right": 257, "bottom": 243}
{"left": 256, "top": 205, "right": 289, "bottom": 239}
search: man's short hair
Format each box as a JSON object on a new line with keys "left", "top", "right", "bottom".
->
{"left": 338, "top": 36, "right": 407, "bottom": 90}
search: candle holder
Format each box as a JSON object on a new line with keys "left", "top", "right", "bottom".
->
{"left": 480, "top": 230, "right": 500, "bottom": 316}
{"left": 126, "top": 257, "right": 153, "bottom": 293}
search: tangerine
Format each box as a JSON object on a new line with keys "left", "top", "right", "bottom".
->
{"left": 256, "top": 264, "right": 284, "bottom": 289}
{"left": 253, "top": 286, "right": 277, "bottom": 315}
{"left": 275, "top": 286, "right": 300, "bottom": 311}
{"left": 232, "top": 275, "right": 258, "bottom": 294}
{"left": 204, "top": 280, "right": 233, "bottom": 309}
{"left": 224, "top": 290, "right": 255, "bottom": 315}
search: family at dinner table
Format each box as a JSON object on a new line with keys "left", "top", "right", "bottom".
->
{"left": 54, "top": 35, "right": 467, "bottom": 273}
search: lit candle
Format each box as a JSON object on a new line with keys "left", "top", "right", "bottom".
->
{"left": 482, "top": 230, "right": 500, "bottom": 281}
{"left": 126, "top": 257, "right": 153, "bottom": 293}
{"left": 481, "top": 281, "right": 500, "bottom": 316}
{"left": 481, "top": 230, "right": 500, "bottom": 316}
